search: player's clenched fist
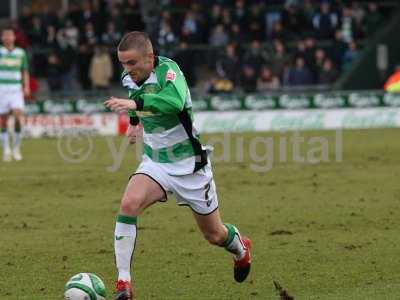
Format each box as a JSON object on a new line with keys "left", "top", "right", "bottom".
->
{"left": 126, "top": 124, "right": 143, "bottom": 144}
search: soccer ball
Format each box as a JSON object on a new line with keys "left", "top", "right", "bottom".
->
{"left": 64, "top": 273, "right": 106, "bottom": 300}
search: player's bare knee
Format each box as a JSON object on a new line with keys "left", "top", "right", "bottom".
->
{"left": 120, "top": 193, "right": 145, "bottom": 216}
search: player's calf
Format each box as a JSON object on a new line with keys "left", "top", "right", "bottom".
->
{"left": 12, "top": 110, "right": 23, "bottom": 161}
{"left": 0, "top": 117, "right": 11, "bottom": 162}
{"left": 115, "top": 192, "right": 144, "bottom": 287}
{"left": 202, "top": 227, "right": 228, "bottom": 246}
{"left": 114, "top": 174, "right": 166, "bottom": 298}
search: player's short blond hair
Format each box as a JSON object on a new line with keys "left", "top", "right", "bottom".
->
{"left": 1, "top": 25, "right": 14, "bottom": 34}
{"left": 118, "top": 31, "right": 153, "bottom": 54}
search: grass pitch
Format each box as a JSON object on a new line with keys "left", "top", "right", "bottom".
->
{"left": 1, "top": 128, "right": 400, "bottom": 300}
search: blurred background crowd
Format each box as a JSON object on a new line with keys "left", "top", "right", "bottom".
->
{"left": 8, "top": 0, "right": 396, "bottom": 94}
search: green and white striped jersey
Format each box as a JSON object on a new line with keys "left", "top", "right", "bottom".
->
{"left": 122, "top": 56, "right": 207, "bottom": 175}
{"left": 0, "top": 46, "right": 28, "bottom": 91}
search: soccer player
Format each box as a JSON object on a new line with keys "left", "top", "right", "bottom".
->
{"left": 105, "top": 31, "right": 252, "bottom": 300}
{"left": 0, "top": 27, "right": 30, "bottom": 162}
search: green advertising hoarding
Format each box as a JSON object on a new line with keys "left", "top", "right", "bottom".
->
{"left": 25, "top": 91, "right": 400, "bottom": 114}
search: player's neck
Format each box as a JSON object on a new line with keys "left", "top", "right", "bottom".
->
{"left": 135, "top": 77, "right": 147, "bottom": 87}
{"left": 4, "top": 44, "right": 15, "bottom": 51}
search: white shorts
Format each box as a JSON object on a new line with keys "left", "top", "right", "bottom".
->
{"left": 0, "top": 90, "right": 24, "bottom": 114}
{"left": 132, "top": 156, "right": 219, "bottom": 215}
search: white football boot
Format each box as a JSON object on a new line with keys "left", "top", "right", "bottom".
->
{"left": 12, "top": 147, "right": 22, "bottom": 161}
{"left": 3, "top": 147, "right": 12, "bottom": 162}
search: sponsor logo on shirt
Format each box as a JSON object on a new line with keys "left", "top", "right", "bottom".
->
{"left": 136, "top": 111, "right": 157, "bottom": 117}
{"left": 0, "top": 58, "right": 22, "bottom": 67}
{"left": 166, "top": 70, "right": 176, "bottom": 82}
{"left": 143, "top": 84, "right": 158, "bottom": 94}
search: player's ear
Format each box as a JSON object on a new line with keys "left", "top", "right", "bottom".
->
{"left": 146, "top": 52, "right": 154, "bottom": 64}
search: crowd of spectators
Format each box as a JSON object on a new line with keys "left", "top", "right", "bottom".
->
{"left": 12, "top": 0, "right": 391, "bottom": 94}
{"left": 16, "top": 0, "right": 144, "bottom": 92}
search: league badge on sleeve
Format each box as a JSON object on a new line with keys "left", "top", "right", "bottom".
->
{"left": 166, "top": 69, "right": 176, "bottom": 82}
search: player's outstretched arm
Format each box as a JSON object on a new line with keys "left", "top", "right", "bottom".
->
{"left": 104, "top": 97, "right": 137, "bottom": 112}
{"left": 22, "top": 70, "right": 30, "bottom": 98}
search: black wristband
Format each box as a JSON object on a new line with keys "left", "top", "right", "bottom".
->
{"left": 130, "top": 116, "right": 139, "bottom": 126}
{"left": 134, "top": 98, "right": 144, "bottom": 111}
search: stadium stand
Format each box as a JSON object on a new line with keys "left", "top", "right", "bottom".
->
{"left": 7, "top": 0, "right": 399, "bottom": 95}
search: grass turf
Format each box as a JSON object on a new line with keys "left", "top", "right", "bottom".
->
{"left": 1, "top": 128, "right": 400, "bottom": 299}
